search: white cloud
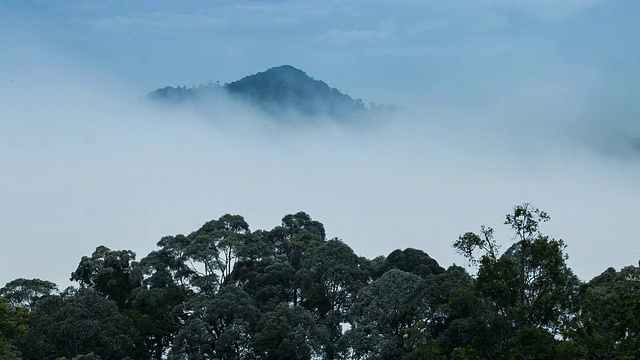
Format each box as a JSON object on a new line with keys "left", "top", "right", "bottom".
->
{"left": 1, "top": 50, "right": 639, "bottom": 290}
{"left": 1, "top": 0, "right": 638, "bottom": 290}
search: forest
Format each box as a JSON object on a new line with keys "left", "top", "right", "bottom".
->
{"left": 1, "top": 204, "right": 639, "bottom": 360}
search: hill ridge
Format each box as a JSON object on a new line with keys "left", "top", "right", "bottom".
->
{"left": 149, "top": 65, "right": 367, "bottom": 119}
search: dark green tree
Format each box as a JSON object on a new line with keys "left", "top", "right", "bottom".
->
{"left": 187, "top": 214, "right": 251, "bottom": 290}
{"left": 0, "top": 296, "right": 28, "bottom": 359}
{"left": 268, "top": 212, "right": 326, "bottom": 269}
{"left": 567, "top": 264, "right": 640, "bottom": 359}
{"left": 1, "top": 278, "right": 58, "bottom": 312}
{"left": 253, "top": 302, "right": 327, "bottom": 360}
{"left": 453, "top": 204, "right": 580, "bottom": 359}
{"left": 296, "top": 238, "right": 368, "bottom": 359}
{"left": 20, "top": 287, "right": 133, "bottom": 360}
{"left": 70, "top": 246, "right": 137, "bottom": 309}
{"left": 385, "top": 248, "right": 445, "bottom": 278}
{"left": 126, "top": 248, "right": 194, "bottom": 359}
{"left": 234, "top": 256, "right": 297, "bottom": 311}
{"left": 155, "top": 214, "right": 251, "bottom": 296}
{"left": 402, "top": 265, "right": 479, "bottom": 359}
{"left": 233, "top": 212, "right": 326, "bottom": 309}
{"left": 169, "top": 285, "right": 260, "bottom": 360}
{"left": 345, "top": 269, "right": 422, "bottom": 360}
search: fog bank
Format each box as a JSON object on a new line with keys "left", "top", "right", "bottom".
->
{"left": 1, "top": 58, "right": 639, "bottom": 288}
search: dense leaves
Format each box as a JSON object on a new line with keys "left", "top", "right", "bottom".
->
{"left": 19, "top": 287, "right": 133, "bottom": 359}
{"left": 567, "top": 265, "right": 640, "bottom": 359}
{"left": 0, "top": 297, "right": 28, "bottom": 359}
{"left": 70, "top": 246, "right": 137, "bottom": 309}
{"left": 0, "top": 278, "right": 58, "bottom": 312}
{"left": 3, "top": 206, "right": 639, "bottom": 359}
{"left": 346, "top": 269, "right": 422, "bottom": 359}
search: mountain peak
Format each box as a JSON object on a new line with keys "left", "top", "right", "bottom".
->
{"left": 149, "top": 65, "right": 368, "bottom": 119}
{"left": 226, "top": 65, "right": 322, "bottom": 95}
{"left": 225, "top": 65, "right": 363, "bottom": 117}
{"left": 265, "top": 64, "right": 306, "bottom": 75}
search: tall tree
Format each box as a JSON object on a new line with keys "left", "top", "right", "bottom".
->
{"left": 296, "top": 238, "right": 368, "bottom": 359}
{"left": 268, "top": 212, "right": 326, "bottom": 269}
{"left": 70, "top": 246, "right": 137, "bottom": 309}
{"left": 187, "top": 214, "right": 251, "bottom": 289}
{"left": 253, "top": 302, "right": 327, "bottom": 360}
{"left": 345, "top": 269, "right": 423, "bottom": 360}
{"left": 239, "top": 212, "right": 327, "bottom": 308}
{"left": 235, "top": 256, "right": 297, "bottom": 312}
{"left": 126, "top": 248, "right": 194, "bottom": 359}
{"left": 156, "top": 214, "right": 251, "bottom": 295}
{"left": 0, "top": 297, "right": 28, "bottom": 359}
{"left": 453, "top": 204, "right": 580, "bottom": 359}
{"left": 170, "top": 285, "right": 260, "bottom": 360}
{"left": 20, "top": 287, "right": 133, "bottom": 360}
{"left": 384, "top": 248, "right": 445, "bottom": 278}
{"left": 1, "top": 278, "right": 58, "bottom": 312}
{"left": 567, "top": 264, "right": 640, "bottom": 359}
{"left": 403, "top": 265, "right": 479, "bottom": 359}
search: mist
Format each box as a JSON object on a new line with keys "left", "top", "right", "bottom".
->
{"left": 2, "top": 0, "right": 640, "bottom": 288}
{"left": 1, "top": 52, "right": 639, "bottom": 289}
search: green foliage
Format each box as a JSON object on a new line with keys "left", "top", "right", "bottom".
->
{"left": 67, "top": 353, "right": 104, "bottom": 360}
{"left": 296, "top": 238, "right": 368, "bottom": 358}
{"left": 453, "top": 203, "right": 581, "bottom": 359}
{"left": 0, "top": 296, "right": 28, "bottom": 359}
{"left": 126, "top": 245, "right": 194, "bottom": 359}
{"left": 6, "top": 205, "right": 639, "bottom": 359}
{"left": 453, "top": 226, "right": 500, "bottom": 266}
{"left": 70, "top": 246, "right": 137, "bottom": 308}
{"left": 450, "top": 347, "right": 482, "bottom": 360}
{"left": 153, "top": 214, "right": 252, "bottom": 296}
{"left": 385, "top": 248, "right": 445, "bottom": 278}
{"left": 504, "top": 204, "right": 549, "bottom": 243}
{"left": 126, "top": 286, "right": 187, "bottom": 359}
{"left": 567, "top": 265, "right": 640, "bottom": 359}
{"left": 269, "top": 211, "right": 326, "bottom": 271}
{"left": 297, "top": 239, "right": 365, "bottom": 315}
{"left": 253, "top": 303, "right": 327, "bottom": 360}
{"left": 1, "top": 278, "right": 58, "bottom": 312}
{"left": 234, "top": 257, "right": 297, "bottom": 311}
{"left": 346, "top": 269, "right": 423, "bottom": 359}
{"left": 187, "top": 214, "right": 251, "bottom": 291}
{"left": 20, "top": 287, "right": 133, "bottom": 360}
{"left": 170, "top": 285, "right": 260, "bottom": 360}
{"left": 402, "top": 265, "right": 478, "bottom": 358}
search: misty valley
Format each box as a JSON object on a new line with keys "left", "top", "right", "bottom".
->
{"left": 2, "top": 64, "right": 640, "bottom": 360}
{"left": 3, "top": 2, "right": 640, "bottom": 359}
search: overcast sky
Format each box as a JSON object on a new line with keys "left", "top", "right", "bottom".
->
{"left": 1, "top": 0, "right": 639, "bottom": 287}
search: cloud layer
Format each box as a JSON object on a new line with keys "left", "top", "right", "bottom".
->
{"left": 1, "top": 0, "right": 639, "bottom": 287}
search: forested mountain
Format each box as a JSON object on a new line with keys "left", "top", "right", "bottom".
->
{"left": 148, "top": 65, "right": 370, "bottom": 119}
{"left": 1, "top": 205, "right": 639, "bottom": 359}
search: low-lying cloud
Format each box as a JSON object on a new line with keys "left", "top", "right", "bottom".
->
{"left": 1, "top": 54, "right": 639, "bottom": 289}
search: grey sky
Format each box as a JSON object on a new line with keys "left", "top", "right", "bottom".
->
{"left": 1, "top": 0, "right": 639, "bottom": 287}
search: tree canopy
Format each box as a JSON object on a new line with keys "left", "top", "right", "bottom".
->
{"left": 2, "top": 206, "right": 638, "bottom": 359}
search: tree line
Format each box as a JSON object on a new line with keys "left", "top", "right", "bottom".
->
{"left": 1, "top": 204, "right": 639, "bottom": 359}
